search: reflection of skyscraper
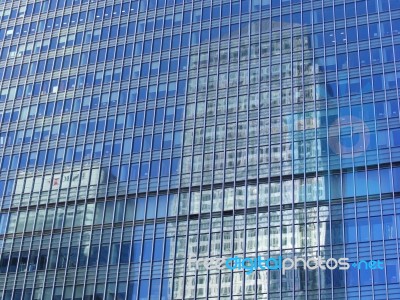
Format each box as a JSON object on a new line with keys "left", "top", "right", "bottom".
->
{"left": 1, "top": 0, "right": 400, "bottom": 299}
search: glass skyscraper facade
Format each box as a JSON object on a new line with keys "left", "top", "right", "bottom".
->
{"left": 0, "top": 0, "right": 400, "bottom": 299}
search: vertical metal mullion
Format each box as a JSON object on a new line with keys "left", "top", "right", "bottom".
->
{"left": 378, "top": 1, "right": 397, "bottom": 298}
{"left": 178, "top": 0, "right": 200, "bottom": 298}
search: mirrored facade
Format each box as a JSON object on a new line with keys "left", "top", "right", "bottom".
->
{"left": 0, "top": 0, "right": 400, "bottom": 299}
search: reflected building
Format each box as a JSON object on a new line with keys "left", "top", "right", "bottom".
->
{"left": 0, "top": 0, "right": 400, "bottom": 299}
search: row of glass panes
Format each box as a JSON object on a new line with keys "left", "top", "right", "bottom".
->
{"left": 1, "top": 269, "right": 399, "bottom": 300}
{"left": 0, "top": 238, "right": 169, "bottom": 273}
{"left": 0, "top": 51, "right": 189, "bottom": 84}
{"left": 3, "top": 0, "right": 400, "bottom": 33}
{"left": 0, "top": 126, "right": 399, "bottom": 185}
{"left": 0, "top": 0, "right": 318, "bottom": 36}
{"left": 0, "top": 0, "right": 399, "bottom": 48}
{"left": 0, "top": 39, "right": 398, "bottom": 104}
{"left": 0, "top": 0, "right": 97, "bottom": 22}
{"left": 2, "top": 196, "right": 400, "bottom": 242}
{"left": 0, "top": 76, "right": 398, "bottom": 135}
{"left": 0, "top": 103, "right": 184, "bottom": 139}
{"left": 0, "top": 96, "right": 184, "bottom": 126}
{"left": 2, "top": 13, "right": 399, "bottom": 66}
{"left": 2, "top": 40, "right": 400, "bottom": 87}
{"left": 0, "top": 113, "right": 183, "bottom": 151}
{"left": 2, "top": 166, "right": 400, "bottom": 220}
{"left": 0, "top": 1, "right": 236, "bottom": 40}
{"left": 0, "top": 20, "right": 280, "bottom": 62}
{"left": 2, "top": 61, "right": 399, "bottom": 105}
{"left": 2, "top": 218, "right": 399, "bottom": 275}
{"left": 1, "top": 89, "right": 397, "bottom": 135}
{"left": 3, "top": 207, "right": 400, "bottom": 246}
{"left": 1, "top": 40, "right": 398, "bottom": 98}
{"left": 1, "top": 0, "right": 248, "bottom": 26}
{"left": 0, "top": 131, "right": 182, "bottom": 168}
{"left": 0, "top": 70, "right": 187, "bottom": 102}
{"left": 0, "top": 125, "right": 398, "bottom": 180}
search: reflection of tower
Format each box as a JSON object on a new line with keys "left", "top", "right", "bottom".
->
{"left": 279, "top": 23, "right": 340, "bottom": 295}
